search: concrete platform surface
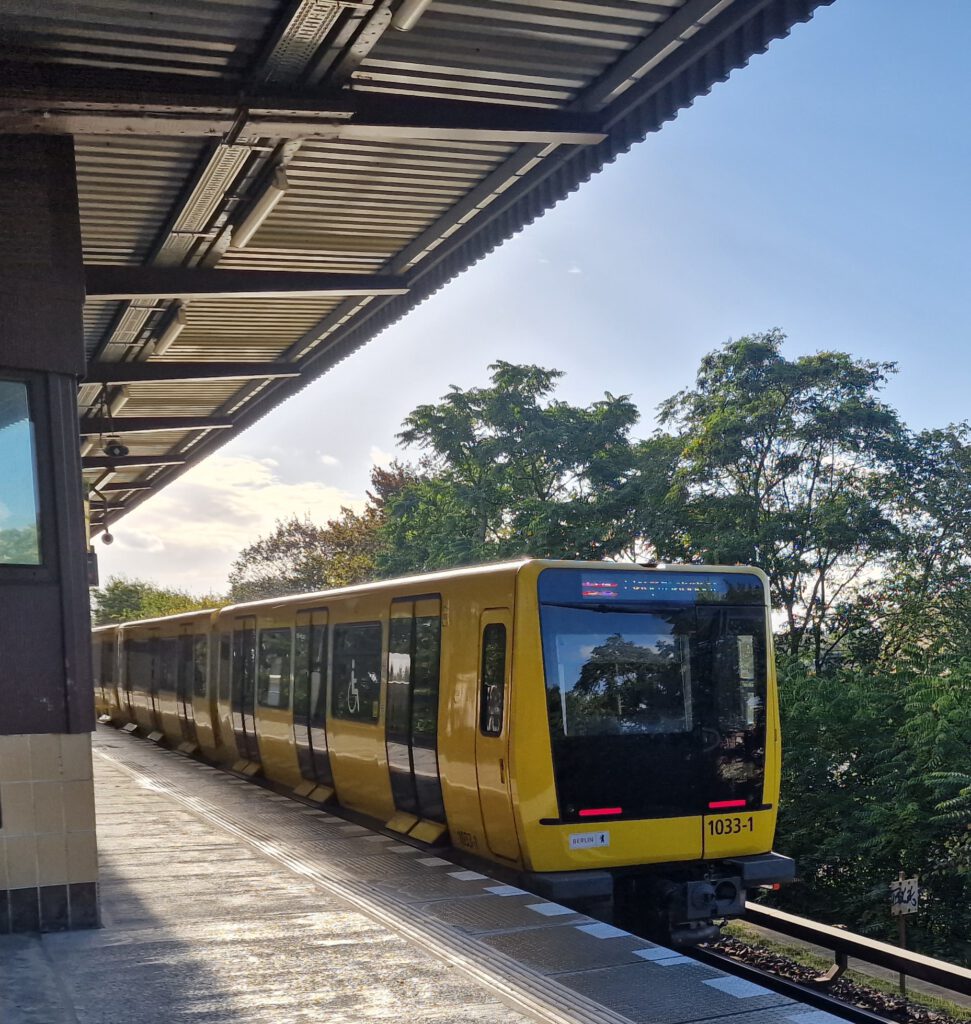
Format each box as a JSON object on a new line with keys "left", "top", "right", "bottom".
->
{"left": 0, "top": 728, "right": 845, "bottom": 1024}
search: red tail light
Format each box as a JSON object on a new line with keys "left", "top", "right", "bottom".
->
{"left": 578, "top": 807, "right": 622, "bottom": 817}
{"left": 708, "top": 799, "right": 747, "bottom": 809}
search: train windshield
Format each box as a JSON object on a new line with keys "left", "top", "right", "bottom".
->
{"left": 538, "top": 568, "right": 768, "bottom": 821}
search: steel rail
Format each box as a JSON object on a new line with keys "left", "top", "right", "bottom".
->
{"left": 688, "top": 946, "right": 896, "bottom": 1024}
{"left": 742, "top": 902, "right": 971, "bottom": 998}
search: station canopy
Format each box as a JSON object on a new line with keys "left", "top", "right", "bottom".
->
{"left": 0, "top": 0, "right": 831, "bottom": 533}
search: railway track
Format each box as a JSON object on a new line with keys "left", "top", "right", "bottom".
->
{"left": 689, "top": 944, "right": 903, "bottom": 1024}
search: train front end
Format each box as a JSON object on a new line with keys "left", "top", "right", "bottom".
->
{"left": 513, "top": 561, "right": 794, "bottom": 943}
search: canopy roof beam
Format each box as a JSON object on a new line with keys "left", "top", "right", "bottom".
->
{"left": 80, "top": 416, "right": 233, "bottom": 435}
{"left": 81, "top": 455, "right": 188, "bottom": 470}
{"left": 83, "top": 362, "right": 301, "bottom": 385}
{"left": 0, "top": 70, "right": 607, "bottom": 146}
{"left": 85, "top": 267, "right": 408, "bottom": 301}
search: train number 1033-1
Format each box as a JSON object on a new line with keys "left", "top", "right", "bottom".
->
{"left": 707, "top": 816, "right": 755, "bottom": 836}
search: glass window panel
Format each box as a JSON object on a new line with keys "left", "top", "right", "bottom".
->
{"left": 293, "top": 626, "right": 311, "bottom": 720}
{"left": 0, "top": 380, "right": 42, "bottom": 565}
{"left": 257, "top": 628, "right": 292, "bottom": 709}
{"left": 158, "top": 637, "right": 179, "bottom": 693}
{"left": 192, "top": 635, "right": 208, "bottom": 699}
{"left": 310, "top": 623, "right": 328, "bottom": 725}
{"left": 411, "top": 616, "right": 441, "bottom": 742}
{"left": 479, "top": 624, "right": 506, "bottom": 736}
{"left": 331, "top": 622, "right": 382, "bottom": 722}
{"left": 542, "top": 609, "right": 694, "bottom": 738}
{"left": 387, "top": 616, "right": 413, "bottom": 735}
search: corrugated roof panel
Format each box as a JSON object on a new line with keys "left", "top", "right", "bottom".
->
{"left": 0, "top": 0, "right": 281, "bottom": 79}
{"left": 355, "top": 0, "right": 682, "bottom": 106}
{"left": 121, "top": 381, "right": 249, "bottom": 417}
{"left": 223, "top": 137, "right": 516, "bottom": 269}
{"left": 163, "top": 297, "right": 344, "bottom": 361}
{"left": 83, "top": 301, "right": 123, "bottom": 361}
{"left": 76, "top": 138, "right": 204, "bottom": 265}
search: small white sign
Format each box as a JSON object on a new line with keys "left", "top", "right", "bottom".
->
{"left": 890, "top": 876, "right": 919, "bottom": 916}
{"left": 569, "top": 831, "right": 610, "bottom": 850}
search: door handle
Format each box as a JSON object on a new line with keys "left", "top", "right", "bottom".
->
{"left": 499, "top": 758, "right": 506, "bottom": 785}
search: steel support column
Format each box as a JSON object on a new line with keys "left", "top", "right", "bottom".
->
{"left": 0, "top": 134, "right": 98, "bottom": 933}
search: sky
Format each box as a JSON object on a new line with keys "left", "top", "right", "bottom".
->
{"left": 99, "top": 0, "right": 971, "bottom": 594}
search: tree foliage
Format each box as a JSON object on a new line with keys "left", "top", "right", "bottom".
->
{"left": 644, "top": 330, "right": 906, "bottom": 669}
{"left": 772, "top": 657, "right": 971, "bottom": 962}
{"left": 380, "top": 361, "right": 640, "bottom": 574}
{"left": 0, "top": 525, "right": 40, "bottom": 564}
{"left": 91, "top": 575, "right": 220, "bottom": 625}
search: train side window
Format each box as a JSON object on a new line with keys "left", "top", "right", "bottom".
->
{"left": 310, "top": 623, "right": 328, "bottom": 724}
{"left": 158, "top": 637, "right": 179, "bottom": 693}
{"left": 178, "top": 634, "right": 194, "bottom": 695}
{"left": 412, "top": 615, "right": 441, "bottom": 745}
{"left": 218, "top": 633, "right": 231, "bottom": 700}
{"left": 101, "top": 639, "right": 114, "bottom": 684}
{"left": 257, "top": 628, "right": 292, "bottom": 709}
{"left": 293, "top": 626, "right": 311, "bottom": 718}
{"left": 480, "top": 624, "right": 507, "bottom": 736}
{"left": 192, "top": 634, "right": 208, "bottom": 698}
{"left": 332, "top": 622, "right": 382, "bottom": 722}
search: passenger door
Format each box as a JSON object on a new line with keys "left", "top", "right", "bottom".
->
{"left": 474, "top": 610, "right": 521, "bottom": 862}
{"left": 293, "top": 608, "right": 333, "bottom": 792}
{"left": 385, "top": 597, "right": 446, "bottom": 833}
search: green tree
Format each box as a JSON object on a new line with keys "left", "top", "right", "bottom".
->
{"left": 91, "top": 576, "right": 220, "bottom": 625}
{"left": 648, "top": 330, "right": 906, "bottom": 669}
{"left": 0, "top": 524, "right": 40, "bottom": 564}
{"left": 772, "top": 658, "right": 971, "bottom": 963}
{"left": 380, "top": 361, "right": 640, "bottom": 574}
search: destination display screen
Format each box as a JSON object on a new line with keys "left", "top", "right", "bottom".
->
{"left": 539, "top": 568, "right": 765, "bottom": 606}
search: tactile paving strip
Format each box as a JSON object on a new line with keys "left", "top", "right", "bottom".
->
{"left": 94, "top": 730, "right": 839, "bottom": 1024}
{"left": 480, "top": 925, "right": 659, "bottom": 974}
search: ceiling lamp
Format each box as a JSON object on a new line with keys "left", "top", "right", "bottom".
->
{"left": 392, "top": 0, "right": 433, "bottom": 32}
{"left": 232, "top": 167, "right": 289, "bottom": 249}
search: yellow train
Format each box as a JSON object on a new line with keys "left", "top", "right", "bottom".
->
{"left": 92, "top": 558, "right": 793, "bottom": 942}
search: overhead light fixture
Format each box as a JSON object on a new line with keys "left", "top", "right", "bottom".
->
{"left": 232, "top": 167, "right": 289, "bottom": 249}
{"left": 392, "top": 0, "right": 433, "bottom": 31}
{"left": 152, "top": 302, "right": 186, "bottom": 356}
{"left": 108, "top": 387, "right": 129, "bottom": 417}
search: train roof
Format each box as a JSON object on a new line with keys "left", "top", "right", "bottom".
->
{"left": 100, "top": 558, "right": 768, "bottom": 631}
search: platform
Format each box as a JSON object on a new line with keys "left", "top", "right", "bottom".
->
{"left": 0, "top": 728, "right": 842, "bottom": 1024}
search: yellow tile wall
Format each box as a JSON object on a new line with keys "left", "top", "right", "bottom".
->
{"left": 0, "top": 733, "right": 98, "bottom": 890}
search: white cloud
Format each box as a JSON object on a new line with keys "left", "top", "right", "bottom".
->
{"left": 318, "top": 453, "right": 341, "bottom": 467}
{"left": 97, "top": 454, "right": 361, "bottom": 594}
{"left": 369, "top": 445, "right": 395, "bottom": 469}
{"left": 567, "top": 264, "right": 583, "bottom": 275}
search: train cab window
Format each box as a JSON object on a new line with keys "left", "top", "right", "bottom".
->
{"left": 537, "top": 567, "right": 769, "bottom": 820}
{"left": 479, "top": 624, "right": 507, "bottom": 736}
{"left": 332, "top": 622, "right": 382, "bottom": 722}
{"left": 257, "top": 628, "right": 292, "bottom": 709}
{"left": 192, "top": 634, "right": 208, "bottom": 699}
